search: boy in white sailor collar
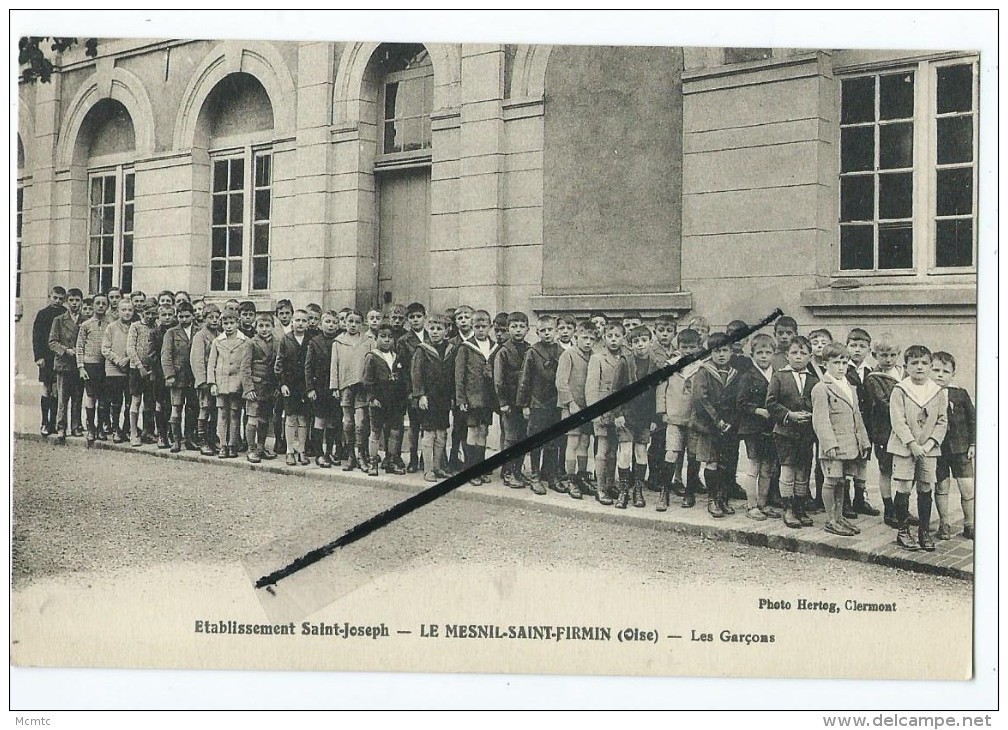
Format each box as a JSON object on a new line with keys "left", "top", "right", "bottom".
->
{"left": 886, "top": 345, "right": 948, "bottom": 552}
{"left": 811, "top": 343, "right": 872, "bottom": 537}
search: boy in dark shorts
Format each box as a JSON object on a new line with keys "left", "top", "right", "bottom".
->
{"left": 733, "top": 333, "right": 779, "bottom": 520}
{"left": 689, "top": 332, "right": 739, "bottom": 518}
{"left": 277, "top": 309, "right": 312, "bottom": 466}
{"left": 126, "top": 300, "right": 158, "bottom": 446}
{"left": 585, "top": 322, "right": 625, "bottom": 505}
{"left": 148, "top": 305, "right": 174, "bottom": 448}
{"left": 363, "top": 323, "right": 409, "bottom": 476}
{"left": 864, "top": 333, "right": 904, "bottom": 527}
{"left": 34, "top": 286, "right": 67, "bottom": 435}
{"left": 48, "top": 287, "right": 84, "bottom": 440}
{"left": 411, "top": 314, "right": 456, "bottom": 482}
{"left": 556, "top": 321, "right": 596, "bottom": 499}
{"left": 455, "top": 310, "right": 498, "bottom": 485}
{"left": 930, "top": 351, "right": 975, "bottom": 540}
{"left": 242, "top": 312, "right": 279, "bottom": 463}
{"left": 397, "top": 302, "right": 429, "bottom": 472}
{"left": 76, "top": 293, "right": 109, "bottom": 444}
{"left": 190, "top": 303, "right": 222, "bottom": 454}
{"left": 161, "top": 300, "right": 199, "bottom": 452}
{"left": 305, "top": 310, "right": 339, "bottom": 467}
{"left": 613, "top": 325, "right": 661, "bottom": 509}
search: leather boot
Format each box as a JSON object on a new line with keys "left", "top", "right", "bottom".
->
{"left": 718, "top": 471, "right": 735, "bottom": 515}
{"left": 842, "top": 483, "right": 858, "bottom": 519}
{"left": 894, "top": 492, "right": 918, "bottom": 550}
{"left": 595, "top": 467, "right": 613, "bottom": 506}
{"left": 681, "top": 469, "right": 696, "bottom": 508}
{"left": 706, "top": 469, "right": 725, "bottom": 518}
{"left": 170, "top": 421, "right": 182, "bottom": 453}
{"left": 782, "top": 497, "right": 802, "bottom": 528}
{"left": 199, "top": 420, "right": 215, "bottom": 455}
{"left": 632, "top": 464, "right": 647, "bottom": 508}
{"left": 794, "top": 493, "right": 813, "bottom": 527}
{"left": 615, "top": 469, "right": 631, "bottom": 509}
{"left": 657, "top": 480, "right": 670, "bottom": 512}
{"left": 917, "top": 491, "right": 936, "bottom": 552}
{"left": 853, "top": 484, "right": 880, "bottom": 516}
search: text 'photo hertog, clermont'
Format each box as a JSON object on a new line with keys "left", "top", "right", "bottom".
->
{"left": 12, "top": 36, "right": 978, "bottom": 680}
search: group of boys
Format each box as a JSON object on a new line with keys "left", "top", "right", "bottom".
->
{"left": 32, "top": 288, "right": 975, "bottom": 552}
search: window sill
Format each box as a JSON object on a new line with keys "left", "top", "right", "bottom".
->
{"left": 530, "top": 291, "right": 694, "bottom": 318}
{"left": 374, "top": 150, "right": 432, "bottom": 172}
{"left": 800, "top": 282, "right": 976, "bottom": 317}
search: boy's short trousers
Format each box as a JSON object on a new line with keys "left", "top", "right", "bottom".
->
{"left": 128, "top": 368, "right": 149, "bottom": 397}
{"left": 419, "top": 404, "right": 451, "bottom": 431}
{"left": 283, "top": 394, "right": 308, "bottom": 417}
{"left": 215, "top": 392, "right": 242, "bottom": 409}
{"left": 103, "top": 374, "right": 127, "bottom": 401}
{"left": 370, "top": 403, "right": 406, "bottom": 432}
{"left": 618, "top": 423, "right": 651, "bottom": 444}
{"left": 689, "top": 429, "right": 734, "bottom": 464}
{"left": 245, "top": 395, "right": 274, "bottom": 420}
{"left": 37, "top": 364, "right": 56, "bottom": 387}
{"left": 527, "top": 406, "right": 560, "bottom": 437}
{"left": 82, "top": 362, "right": 105, "bottom": 399}
{"left": 873, "top": 444, "right": 894, "bottom": 475}
{"left": 560, "top": 404, "right": 591, "bottom": 435}
{"left": 197, "top": 386, "right": 214, "bottom": 410}
{"left": 819, "top": 457, "right": 868, "bottom": 480}
{"left": 466, "top": 406, "right": 494, "bottom": 427}
{"left": 340, "top": 383, "right": 368, "bottom": 409}
{"left": 664, "top": 423, "right": 687, "bottom": 458}
{"left": 936, "top": 452, "right": 973, "bottom": 481}
{"left": 773, "top": 434, "right": 814, "bottom": 468}
{"left": 742, "top": 433, "right": 774, "bottom": 462}
{"left": 312, "top": 391, "right": 338, "bottom": 418}
{"left": 593, "top": 419, "right": 616, "bottom": 439}
{"left": 892, "top": 454, "right": 937, "bottom": 484}
{"left": 170, "top": 386, "right": 195, "bottom": 407}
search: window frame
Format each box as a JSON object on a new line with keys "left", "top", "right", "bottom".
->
{"left": 85, "top": 163, "right": 135, "bottom": 295}
{"left": 376, "top": 53, "right": 434, "bottom": 168}
{"left": 835, "top": 55, "right": 979, "bottom": 281}
{"left": 208, "top": 140, "right": 273, "bottom": 294}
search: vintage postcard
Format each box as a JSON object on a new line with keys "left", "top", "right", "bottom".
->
{"left": 10, "top": 9, "right": 996, "bottom": 709}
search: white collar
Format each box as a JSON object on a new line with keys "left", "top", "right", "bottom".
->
{"left": 897, "top": 377, "right": 941, "bottom": 407}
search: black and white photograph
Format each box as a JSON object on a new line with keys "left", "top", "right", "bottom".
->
{"left": 9, "top": 9, "right": 997, "bottom": 713}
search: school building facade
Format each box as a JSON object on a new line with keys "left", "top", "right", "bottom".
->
{"left": 15, "top": 40, "right": 978, "bottom": 387}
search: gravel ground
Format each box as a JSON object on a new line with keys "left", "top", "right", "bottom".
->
{"left": 13, "top": 438, "right": 971, "bottom": 603}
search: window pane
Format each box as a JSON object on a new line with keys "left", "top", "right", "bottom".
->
{"left": 254, "top": 189, "right": 270, "bottom": 221}
{"left": 937, "top": 64, "right": 973, "bottom": 114}
{"left": 91, "top": 177, "right": 104, "bottom": 205}
{"left": 840, "top": 175, "right": 874, "bottom": 222}
{"left": 840, "top": 225, "right": 873, "bottom": 270}
{"left": 384, "top": 120, "right": 399, "bottom": 153}
{"left": 102, "top": 205, "right": 115, "bottom": 235}
{"left": 121, "top": 266, "right": 132, "bottom": 294}
{"left": 841, "top": 77, "right": 875, "bottom": 124}
{"left": 879, "top": 72, "right": 914, "bottom": 120}
{"left": 228, "top": 226, "right": 243, "bottom": 256}
{"left": 212, "top": 227, "right": 227, "bottom": 258}
{"left": 879, "top": 122, "right": 913, "bottom": 169}
{"left": 878, "top": 172, "right": 913, "bottom": 219}
{"left": 394, "top": 77, "right": 425, "bottom": 120}
{"left": 103, "top": 176, "right": 116, "bottom": 201}
{"left": 123, "top": 204, "right": 134, "bottom": 234}
{"left": 90, "top": 207, "right": 102, "bottom": 236}
{"left": 227, "top": 262, "right": 242, "bottom": 291}
{"left": 101, "top": 267, "right": 113, "bottom": 294}
{"left": 937, "top": 116, "right": 973, "bottom": 164}
{"left": 229, "top": 158, "right": 244, "bottom": 189}
{"left": 936, "top": 219, "right": 973, "bottom": 267}
{"left": 384, "top": 81, "right": 398, "bottom": 120}
{"left": 878, "top": 223, "right": 913, "bottom": 269}
{"left": 255, "top": 154, "right": 271, "bottom": 187}
{"left": 253, "top": 223, "right": 270, "bottom": 255}
{"left": 122, "top": 235, "right": 133, "bottom": 264}
{"left": 229, "top": 193, "right": 243, "bottom": 224}
{"left": 841, "top": 127, "right": 874, "bottom": 172}
{"left": 212, "top": 194, "right": 227, "bottom": 225}
{"left": 89, "top": 239, "right": 101, "bottom": 265}
{"left": 936, "top": 167, "right": 973, "bottom": 216}
{"left": 210, "top": 260, "right": 225, "bottom": 291}
{"left": 252, "top": 257, "right": 269, "bottom": 290}
{"left": 101, "top": 236, "right": 114, "bottom": 264}
{"left": 89, "top": 268, "right": 101, "bottom": 296}
{"left": 213, "top": 160, "right": 229, "bottom": 192}
{"left": 399, "top": 117, "right": 423, "bottom": 151}
{"left": 125, "top": 172, "right": 135, "bottom": 201}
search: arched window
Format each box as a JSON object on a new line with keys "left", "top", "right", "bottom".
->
{"left": 198, "top": 72, "right": 275, "bottom": 292}
{"left": 377, "top": 45, "right": 433, "bottom": 157}
{"left": 84, "top": 99, "right": 136, "bottom": 294}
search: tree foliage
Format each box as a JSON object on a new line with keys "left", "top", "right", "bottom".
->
{"left": 19, "top": 37, "right": 98, "bottom": 83}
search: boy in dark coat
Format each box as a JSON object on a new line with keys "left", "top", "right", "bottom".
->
{"left": 612, "top": 325, "right": 661, "bottom": 509}
{"left": 363, "top": 323, "right": 409, "bottom": 475}
{"left": 305, "top": 310, "right": 339, "bottom": 467}
{"left": 276, "top": 309, "right": 312, "bottom": 466}
{"left": 48, "top": 287, "right": 84, "bottom": 439}
{"left": 161, "top": 300, "right": 198, "bottom": 452}
{"left": 494, "top": 312, "right": 531, "bottom": 488}
{"left": 733, "top": 333, "right": 779, "bottom": 520}
{"left": 689, "top": 332, "right": 739, "bottom": 518}
{"left": 33, "top": 286, "right": 66, "bottom": 434}
{"left": 397, "top": 302, "right": 429, "bottom": 472}
{"left": 517, "top": 314, "right": 563, "bottom": 495}
{"left": 863, "top": 333, "right": 904, "bottom": 526}
{"left": 411, "top": 314, "right": 456, "bottom": 482}
{"left": 930, "top": 351, "right": 976, "bottom": 540}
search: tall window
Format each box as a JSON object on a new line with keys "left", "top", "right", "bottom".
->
{"left": 838, "top": 58, "right": 978, "bottom": 274}
{"left": 210, "top": 148, "right": 271, "bottom": 292}
{"left": 87, "top": 167, "right": 135, "bottom": 294}
{"left": 16, "top": 185, "right": 23, "bottom": 298}
{"left": 379, "top": 45, "right": 433, "bottom": 156}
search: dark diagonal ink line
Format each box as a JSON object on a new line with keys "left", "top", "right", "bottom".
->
{"left": 254, "top": 309, "right": 784, "bottom": 589}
